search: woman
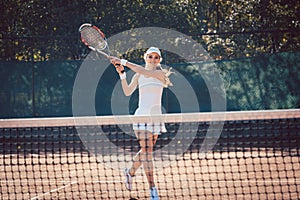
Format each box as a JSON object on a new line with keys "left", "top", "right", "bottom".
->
{"left": 110, "top": 47, "right": 172, "bottom": 200}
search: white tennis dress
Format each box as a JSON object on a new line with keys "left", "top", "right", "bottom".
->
{"left": 133, "top": 75, "right": 167, "bottom": 134}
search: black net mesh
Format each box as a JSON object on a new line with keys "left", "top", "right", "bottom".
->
{"left": 0, "top": 110, "right": 299, "bottom": 199}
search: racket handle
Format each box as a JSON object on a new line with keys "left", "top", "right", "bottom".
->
{"left": 115, "top": 64, "right": 125, "bottom": 74}
{"left": 96, "top": 50, "right": 110, "bottom": 58}
{"left": 97, "top": 50, "right": 124, "bottom": 73}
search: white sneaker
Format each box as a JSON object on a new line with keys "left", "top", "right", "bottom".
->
{"left": 124, "top": 168, "right": 132, "bottom": 190}
{"left": 150, "top": 187, "right": 159, "bottom": 200}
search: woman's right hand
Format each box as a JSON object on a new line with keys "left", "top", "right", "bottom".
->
{"left": 115, "top": 64, "right": 125, "bottom": 74}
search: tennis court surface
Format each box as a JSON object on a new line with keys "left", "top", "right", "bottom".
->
{"left": 1, "top": 109, "right": 299, "bottom": 199}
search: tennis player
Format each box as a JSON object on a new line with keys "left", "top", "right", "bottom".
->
{"left": 110, "top": 47, "right": 172, "bottom": 200}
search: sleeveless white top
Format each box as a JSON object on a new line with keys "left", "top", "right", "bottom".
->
{"left": 133, "top": 75, "right": 167, "bottom": 134}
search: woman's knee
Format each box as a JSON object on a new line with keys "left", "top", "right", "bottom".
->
{"left": 140, "top": 146, "right": 153, "bottom": 153}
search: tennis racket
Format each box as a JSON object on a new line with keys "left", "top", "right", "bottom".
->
{"left": 79, "top": 23, "right": 124, "bottom": 73}
{"left": 79, "top": 23, "right": 110, "bottom": 58}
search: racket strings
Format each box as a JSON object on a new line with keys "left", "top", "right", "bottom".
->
{"left": 81, "top": 27, "right": 107, "bottom": 50}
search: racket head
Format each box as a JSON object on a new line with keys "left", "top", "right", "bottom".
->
{"left": 79, "top": 23, "right": 108, "bottom": 51}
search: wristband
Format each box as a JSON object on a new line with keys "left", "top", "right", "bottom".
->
{"left": 119, "top": 72, "right": 126, "bottom": 80}
{"left": 121, "top": 59, "right": 128, "bottom": 66}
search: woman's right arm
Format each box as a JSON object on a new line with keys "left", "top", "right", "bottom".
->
{"left": 121, "top": 73, "right": 139, "bottom": 96}
{"left": 115, "top": 64, "right": 139, "bottom": 96}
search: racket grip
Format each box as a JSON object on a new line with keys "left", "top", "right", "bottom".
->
{"left": 115, "top": 64, "right": 125, "bottom": 74}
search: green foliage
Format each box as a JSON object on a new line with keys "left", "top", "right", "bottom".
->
{"left": 0, "top": 0, "right": 299, "bottom": 117}
{"left": 0, "top": 0, "right": 299, "bottom": 61}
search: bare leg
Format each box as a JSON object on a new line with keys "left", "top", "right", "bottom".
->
{"left": 129, "top": 131, "right": 158, "bottom": 176}
{"left": 129, "top": 130, "right": 158, "bottom": 188}
{"left": 129, "top": 149, "right": 142, "bottom": 176}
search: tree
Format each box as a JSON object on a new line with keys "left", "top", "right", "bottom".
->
{"left": 0, "top": 0, "right": 299, "bottom": 61}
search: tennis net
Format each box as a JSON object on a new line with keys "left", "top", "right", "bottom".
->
{"left": 0, "top": 109, "right": 299, "bottom": 199}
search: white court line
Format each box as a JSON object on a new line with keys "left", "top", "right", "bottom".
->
{"left": 28, "top": 180, "right": 124, "bottom": 200}
{"left": 30, "top": 181, "right": 77, "bottom": 200}
{"left": 7, "top": 178, "right": 300, "bottom": 200}
{"left": 14, "top": 178, "right": 300, "bottom": 200}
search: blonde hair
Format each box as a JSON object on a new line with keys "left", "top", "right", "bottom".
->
{"left": 159, "top": 65, "right": 174, "bottom": 87}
